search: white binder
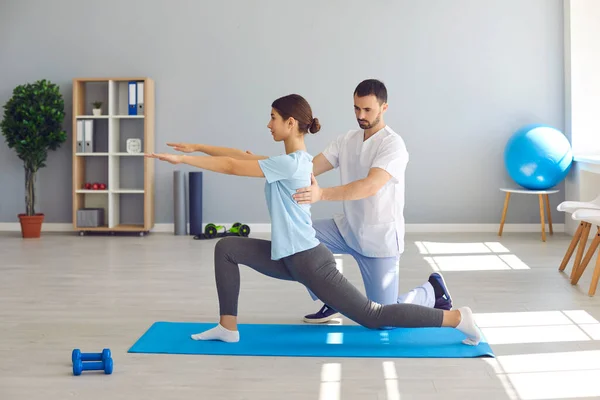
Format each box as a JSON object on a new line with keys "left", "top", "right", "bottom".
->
{"left": 136, "top": 82, "right": 144, "bottom": 115}
{"left": 84, "top": 120, "right": 94, "bottom": 152}
{"left": 76, "top": 120, "right": 85, "bottom": 153}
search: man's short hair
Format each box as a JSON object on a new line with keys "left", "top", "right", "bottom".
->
{"left": 354, "top": 79, "right": 387, "bottom": 104}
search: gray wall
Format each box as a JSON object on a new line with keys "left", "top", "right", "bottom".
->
{"left": 0, "top": 0, "right": 565, "bottom": 225}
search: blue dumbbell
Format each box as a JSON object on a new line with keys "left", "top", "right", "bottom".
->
{"left": 73, "top": 357, "right": 113, "bottom": 376}
{"left": 72, "top": 348, "right": 111, "bottom": 364}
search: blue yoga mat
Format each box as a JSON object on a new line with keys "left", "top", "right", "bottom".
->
{"left": 128, "top": 322, "right": 494, "bottom": 358}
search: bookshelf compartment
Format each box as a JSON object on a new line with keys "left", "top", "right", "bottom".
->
{"left": 74, "top": 156, "right": 109, "bottom": 193}
{"left": 75, "top": 119, "right": 109, "bottom": 154}
{"left": 74, "top": 81, "right": 109, "bottom": 117}
{"left": 109, "top": 156, "right": 145, "bottom": 192}
{"left": 119, "top": 193, "right": 145, "bottom": 226}
{"left": 109, "top": 80, "right": 145, "bottom": 117}
{"left": 109, "top": 118, "right": 145, "bottom": 154}
{"left": 75, "top": 193, "right": 108, "bottom": 229}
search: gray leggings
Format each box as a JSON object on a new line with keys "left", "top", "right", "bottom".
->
{"left": 214, "top": 237, "right": 444, "bottom": 329}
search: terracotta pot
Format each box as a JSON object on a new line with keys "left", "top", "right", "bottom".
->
{"left": 18, "top": 213, "right": 44, "bottom": 239}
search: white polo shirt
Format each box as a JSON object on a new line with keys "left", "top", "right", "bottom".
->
{"left": 322, "top": 125, "right": 408, "bottom": 258}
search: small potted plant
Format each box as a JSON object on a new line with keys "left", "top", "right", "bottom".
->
{"left": 92, "top": 101, "right": 103, "bottom": 116}
{"left": 0, "top": 79, "right": 67, "bottom": 238}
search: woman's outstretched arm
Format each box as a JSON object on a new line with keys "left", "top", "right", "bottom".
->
{"left": 146, "top": 153, "right": 265, "bottom": 178}
{"left": 167, "top": 142, "right": 268, "bottom": 161}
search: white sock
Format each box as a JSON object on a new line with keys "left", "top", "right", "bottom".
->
{"left": 455, "top": 307, "right": 481, "bottom": 346}
{"left": 190, "top": 324, "right": 240, "bottom": 343}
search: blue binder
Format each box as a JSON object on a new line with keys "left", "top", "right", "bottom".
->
{"left": 128, "top": 81, "right": 137, "bottom": 115}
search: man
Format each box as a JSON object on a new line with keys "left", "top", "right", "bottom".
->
{"left": 292, "top": 79, "right": 453, "bottom": 323}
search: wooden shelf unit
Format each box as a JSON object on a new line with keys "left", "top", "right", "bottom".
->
{"left": 72, "top": 77, "right": 155, "bottom": 235}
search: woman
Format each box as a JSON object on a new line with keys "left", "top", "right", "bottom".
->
{"left": 146, "top": 94, "right": 481, "bottom": 346}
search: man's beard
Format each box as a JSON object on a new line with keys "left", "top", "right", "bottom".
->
{"left": 358, "top": 115, "right": 380, "bottom": 130}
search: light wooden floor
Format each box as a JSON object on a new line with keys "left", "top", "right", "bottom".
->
{"left": 1, "top": 230, "right": 600, "bottom": 400}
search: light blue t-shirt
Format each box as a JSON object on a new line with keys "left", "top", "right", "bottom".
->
{"left": 258, "top": 150, "right": 320, "bottom": 260}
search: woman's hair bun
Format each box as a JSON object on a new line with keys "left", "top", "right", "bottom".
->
{"left": 309, "top": 117, "right": 321, "bottom": 134}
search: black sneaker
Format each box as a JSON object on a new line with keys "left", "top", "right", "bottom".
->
{"left": 303, "top": 304, "right": 341, "bottom": 323}
{"left": 429, "top": 272, "right": 453, "bottom": 310}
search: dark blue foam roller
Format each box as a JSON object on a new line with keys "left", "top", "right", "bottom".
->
{"left": 188, "top": 171, "right": 203, "bottom": 236}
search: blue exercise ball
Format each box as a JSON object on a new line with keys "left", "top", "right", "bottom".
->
{"left": 504, "top": 124, "right": 573, "bottom": 190}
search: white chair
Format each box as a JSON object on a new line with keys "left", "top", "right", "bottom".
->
{"left": 557, "top": 195, "right": 600, "bottom": 279}
{"left": 498, "top": 188, "right": 560, "bottom": 242}
{"left": 569, "top": 208, "right": 600, "bottom": 296}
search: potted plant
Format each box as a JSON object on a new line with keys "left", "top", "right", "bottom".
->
{"left": 0, "top": 79, "right": 67, "bottom": 238}
{"left": 92, "top": 101, "right": 102, "bottom": 116}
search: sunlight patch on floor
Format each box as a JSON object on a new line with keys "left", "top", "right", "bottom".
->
{"left": 319, "top": 363, "right": 341, "bottom": 400}
{"left": 416, "top": 241, "right": 511, "bottom": 255}
{"left": 476, "top": 310, "right": 600, "bottom": 345}
{"left": 485, "top": 350, "right": 600, "bottom": 400}
{"left": 382, "top": 361, "right": 400, "bottom": 400}
{"left": 415, "top": 241, "right": 529, "bottom": 271}
{"left": 318, "top": 362, "right": 401, "bottom": 400}
{"left": 424, "top": 254, "right": 530, "bottom": 271}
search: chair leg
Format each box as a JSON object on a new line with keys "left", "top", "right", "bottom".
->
{"left": 538, "top": 194, "right": 546, "bottom": 242}
{"left": 571, "top": 222, "right": 592, "bottom": 280}
{"left": 498, "top": 192, "right": 511, "bottom": 236}
{"left": 588, "top": 233, "right": 600, "bottom": 297}
{"left": 572, "top": 229, "right": 600, "bottom": 285}
{"left": 559, "top": 221, "right": 584, "bottom": 271}
{"left": 544, "top": 194, "right": 553, "bottom": 235}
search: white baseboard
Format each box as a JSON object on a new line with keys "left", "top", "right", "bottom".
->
{"left": 0, "top": 223, "right": 74, "bottom": 232}
{"left": 0, "top": 222, "right": 565, "bottom": 234}
{"left": 0, "top": 222, "right": 272, "bottom": 233}
{"left": 405, "top": 223, "right": 565, "bottom": 233}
